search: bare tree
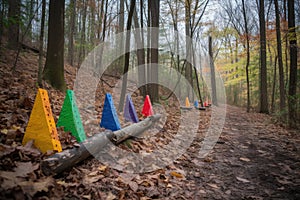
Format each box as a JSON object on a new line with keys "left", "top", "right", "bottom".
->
{"left": 7, "top": 0, "right": 20, "bottom": 49}
{"left": 274, "top": 0, "right": 286, "bottom": 118}
{"left": 43, "top": 0, "right": 66, "bottom": 91}
{"left": 38, "top": 0, "right": 46, "bottom": 87}
{"left": 287, "top": 0, "right": 298, "bottom": 127}
{"left": 258, "top": 0, "right": 269, "bottom": 114}
{"left": 118, "top": 0, "right": 136, "bottom": 112}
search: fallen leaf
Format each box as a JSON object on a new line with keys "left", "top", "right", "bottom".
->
{"left": 1, "top": 128, "right": 8, "bottom": 134}
{"left": 106, "top": 192, "right": 116, "bottom": 200}
{"left": 14, "top": 162, "right": 39, "bottom": 177}
{"left": 207, "top": 183, "right": 219, "bottom": 189}
{"left": 128, "top": 181, "right": 139, "bottom": 192}
{"left": 19, "top": 177, "right": 53, "bottom": 196}
{"left": 236, "top": 176, "right": 250, "bottom": 183}
{"left": 98, "top": 165, "right": 107, "bottom": 172}
{"left": 84, "top": 173, "right": 104, "bottom": 184}
{"left": 17, "top": 140, "right": 41, "bottom": 156}
{"left": 0, "top": 144, "right": 15, "bottom": 157}
{"left": 19, "top": 177, "right": 54, "bottom": 197}
{"left": 240, "top": 157, "right": 251, "bottom": 162}
{"left": 170, "top": 171, "right": 184, "bottom": 178}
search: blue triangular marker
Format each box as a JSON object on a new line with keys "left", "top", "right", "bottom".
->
{"left": 124, "top": 94, "right": 139, "bottom": 123}
{"left": 100, "top": 93, "right": 121, "bottom": 131}
{"left": 194, "top": 100, "right": 199, "bottom": 108}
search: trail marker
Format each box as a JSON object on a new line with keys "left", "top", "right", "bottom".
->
{"left": 185, "top": 97, "right": 190, "bottom": 107}
{"left": 57, "top": 90, "right": 86, "bottom": 142}
{"left": 194, "top": 100, "right": 199, "bottom": 108}
{"left": 142, "top": 95, "right": 154, "bottom": 117}
{"left": 100, "top": 93, "right": 121, "bottom": 131}
{"left": 22, "top": 88, "right": 62, "bottom": 153}
{"left": 124, "top": 94, "right": 139, "bottom": 123}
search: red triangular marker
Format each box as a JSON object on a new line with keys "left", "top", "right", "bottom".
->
{"left": 142, "top": 95, "right": 154, "bottom": 117}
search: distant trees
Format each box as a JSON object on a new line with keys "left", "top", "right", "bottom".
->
{"left": 43, "top": 0, "right": 66, "bottom": 91}
{"left": 0, "top": 0, "right": 298, "bottom": 126}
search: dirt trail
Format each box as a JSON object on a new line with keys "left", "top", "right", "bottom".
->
{"left": 1, "top": 49, "right": 299, "bottom": 199}
{"left": 175, "top": 105, "right": 300, "bottom": 199}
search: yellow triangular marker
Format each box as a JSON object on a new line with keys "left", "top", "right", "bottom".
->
{"left": 22, "top": 89, "right": 62, "bottom": 153}
{"left": 185, "top": 97, "right": 190, "bottom": 107}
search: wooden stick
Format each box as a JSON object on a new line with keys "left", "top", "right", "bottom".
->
{"left": 41, "top": 114, "right": 161, "bottom": 175}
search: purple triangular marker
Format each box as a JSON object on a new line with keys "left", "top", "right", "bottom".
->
{"left": 124, "top": 94, "right": 139, "bottom": 123}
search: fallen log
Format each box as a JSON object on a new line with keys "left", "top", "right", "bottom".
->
{"left": 41, "top": 114, "right": 161, "bottom": 175}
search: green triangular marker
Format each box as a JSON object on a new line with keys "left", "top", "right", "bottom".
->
{"left": 57, "top": 90, "right": 86, "bottom": 142}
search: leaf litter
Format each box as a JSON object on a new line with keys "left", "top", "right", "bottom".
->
{"left": 0, "top": 48, "right": 300, "bottom": 199}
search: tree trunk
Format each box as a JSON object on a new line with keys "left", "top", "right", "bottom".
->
{"left": 258, "top": 0, "right": 269, "bottom": 114}
{"left": 90, "top": 0, "right": 96, "bottom": 46}
{"left": 208, "top": 36, "right": 217, "bottom": 106}
{"left": 118, "top": 0, "right": 136, "bottom": 112}
{"left": 287, "top": 0, "right": 298, "bottom": 128}
{"left": 38, "top": 0, "right": 46, "bottom": 87}
{"left": 185, "top": 0, "right": 193, "bottom": 101}
{"left": 149, "top": 0, "right": 159, "bottom": 102}
{"left": 78, "top": 0, "right": 87, "bottom": 66}
{"left": 41, "top": 114, "right": 161, "bottom": 175}
{"left": 242, "top": 0, "right": 251, "bottom": 112}
{"left": 43, "top": 0, "right": 66, "bottom": 92}
{"left": 7, "top": 0, "right": 20, "bottom": 50}
{"left": 0, "top": 0, "right": 5, "bottom": 47}
{"left": 274, "top": 0, "right": 286, "bottom": 118}
{"left": 133, "top": 3, "right": 146, "bottom": 97}
{"left": 68, "top": 0, "right": 76, "bottom": 66}
{"left": 271, "top": 55, "right": 278, "bottom": 113}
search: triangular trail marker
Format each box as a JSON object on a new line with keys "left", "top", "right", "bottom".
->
{"left": 22, "top": 88, "right": 62, "bottom": 153}
{"left": 57, "top": 90, "right": 86, "bottom": 142}
{"left": 142, "top": 95, "right": 154, "bottom": 117}
{"left": 124, "top": 94, "right": 139, "bottom": 123}
{"left": 185, "top": 97, "right": 191, "bottom": 107}
{"left": 194, "top": 100, "right": 199, "bottom": 108}
{"left": 100, "top": 93, "right": 121, "bottom": 131}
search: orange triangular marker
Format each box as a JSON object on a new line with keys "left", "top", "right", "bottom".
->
{"left": 22, "top": 89, "right": 62, "bottom": 153}
{"left": 185, "top": 97, "right": 190, "bottom": 107}
{"left": 142, "top": 95, "right": 154, "bottom": 117}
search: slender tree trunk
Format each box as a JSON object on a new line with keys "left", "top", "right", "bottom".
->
{"left": 117, "top": 0, "right": 124, "bottom": 74}
{"left": 185, "top": 0, "right": 193, "bottom": 101}
{"left": 259, "top": 0, "right": 269, "bottom": 114}
{"left": 209, "top": 36, "right": 217, "bottom": 106}
{"left": 0, "top": 0, "right": 5, "bottom": 47}
{"left": 43, "top": 0, "right": 66, "bottom": 91}
{"left": 38, "top": 0, "right": 46, "bottom": 87}
{"left": 283, "top": 0, "right": 289, "bottom": 88}
{"left": 68, "top": 0, "right": 76, "bottom": 66}
{"left": 274, "top": 0, "right": 286, "bottom": 118}
{"left": 118, "top": 0, "right": 136, "bottom": 112}
{"left": 90, "top": 0, "right": 96, "bottom": 46}
{"left": 146, "top": 1, "right": 151, "bottom": 94}
{"left": 78, "top": 0, "right": 87, "bottom": 66}
{"left": 242, "top": 0, "right": 251, "bottom": 112}
{"left": 7, "top": 0, "right": 20, "bottom": 50}
{"left": 149, "top": 0, "right": 159, "bottom": 102}
{"left": 287, "top": 0, "right": 298, "bottom": 127}
{"left": 133, "top": 3, "right": 146, "bottom": 97}
{"left": 271, "top": 55, "right": 278, "bottom": 113}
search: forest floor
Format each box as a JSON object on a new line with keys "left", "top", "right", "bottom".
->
{"left": 0, "top": 48, "right": 300, "bottom": 199}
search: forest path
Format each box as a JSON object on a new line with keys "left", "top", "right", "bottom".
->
{"left": 176, "top": 105, "right": 300, "bottom": 199}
